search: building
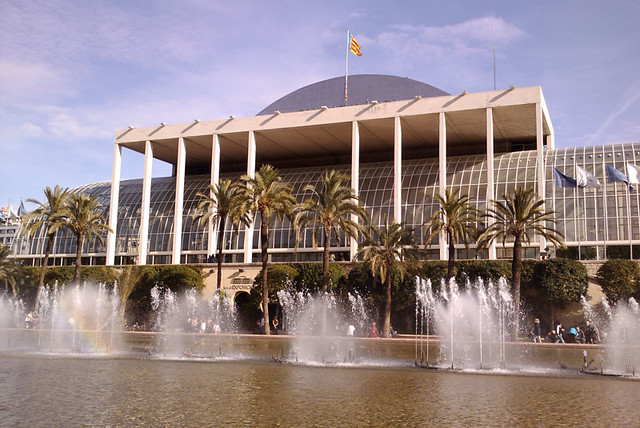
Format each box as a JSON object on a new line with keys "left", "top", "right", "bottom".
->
{"left": 10, "top": 75, "right": 640, "bottom": 278}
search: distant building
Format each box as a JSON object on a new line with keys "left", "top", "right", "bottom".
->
{"left": 1, "top": 202, "right": 23, "bottom": 248}
{"left": 10, "top": 75, "right": 640, "bottom": 268}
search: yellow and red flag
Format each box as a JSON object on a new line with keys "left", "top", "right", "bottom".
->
{"left": 349, "top": 34, "right": 362, "bottom": 56}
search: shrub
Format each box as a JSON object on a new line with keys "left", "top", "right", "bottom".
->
{"left": 13, "top": 266, "right": 40, "bottom": 306}
{"left": 127, "top": 265, "right": 204, "bottom": 326}
{"left": 345, "top": 262, "right": 382, "bottom": 296}
{"left": 253, "top": 264, "right": 299, "bottom": 300}
{"left": 597, "top": 259, "right": 640, "bottom": 302}
{"left": 155, "top": 265, "right": 204, "bottom": 293}
{"left": 43, "top": 266, "right": 74, "bottom": 286}
{"left": 408, "top": 260, "right": 449, "bottom": 286}
{"left": 292, "top": 262, "right": 345, "bottom": 292}
{"left": 80, "top": 266, "right": 119, "bottom": 285}
{"left": 455, "top": 260, "right": 511, "bottom": 284}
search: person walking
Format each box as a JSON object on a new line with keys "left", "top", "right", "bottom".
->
{"left": 555, "top": 321, "right": 565, "bottom": 343}
{"left": 531, "top": 317, "right": 543, "bottom": 343}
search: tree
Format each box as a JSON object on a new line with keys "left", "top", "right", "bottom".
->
{"left": 21, "top": 185, "right": 70, "bottom": 305}
{"left": 534, "top": 259, "right": 587, "bottom": 305}
{"left": 0, "top": 244, "right": 17, "bottom": 296}
{"left": 193, "top": 179, "right": 249, "bottom": 290}
{"left": 596, "top": 259, "right": 640, "bottom": 302}
{"left": 65, "top": 193, "right": 111, "bottom": 284}
{"left": 238, "top": 164, "right": 295, "bottom": 334}
{"left": 478, "top": 186, "right": 564, "bottom": 337}
{"left": 424, "top": 188, "right": 479, "bottom": 279}
{"left": 295, "top": 170, "right": 368, "bottom": 292}
{"left": 358, "top": 216, "right": 415, "bottom": 338}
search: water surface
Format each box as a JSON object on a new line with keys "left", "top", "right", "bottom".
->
{"left": 2, "top": 354, "right": 638, "bottom": 427}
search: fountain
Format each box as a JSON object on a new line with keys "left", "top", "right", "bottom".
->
{"left": 581, "top": 296, "right": 640, "bottom": 376}
{"left": 275, "top": 288, "right": 373, "bottom": 364}
{"left": 148, "top": 285, "right": 239, "bottom": 357}
{"left": 0, "top": 281, "right": 121, "bottom": 353}
{"left": 415, "top": 276, "right": 516, "bottom": 371}
{"left": 0, "top": 275, "right": 637, "bottom": 379}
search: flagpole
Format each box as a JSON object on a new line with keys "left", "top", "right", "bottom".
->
{"left": 552, "top": 163, "right": 557, "bottom": 255}
{"left": 603, "top": 169, "right": 609, "bottom": 260}
{"left": 627, "top": 186, "right": 633, "bottom": 259}
{"left": 576, "top": 178, "right": 581, "bottom": 260}
{"left": 344, "top": 28, "right": 350, "bottom": 102}
{"left": 583, "top": 185, "right": 588, "bottom": 259}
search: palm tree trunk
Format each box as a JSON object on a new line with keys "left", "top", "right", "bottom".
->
{"left": 322, "top": 228, "right": 331, "bottom": 292}
{"left": 320, "top": 229, "right": 332, "bottom": 336}
{"left": 119, "top": 297, "right": 127, "bottom": 330}
{"left": 35, "top": 233, "right": 55, "bottom": 311}
{"left": 73, "top": 232, "right": 83, "bottom": 284}
{"left": 512, "top": 235, "right": 523, "bottom": 339}
{"left": 260, "top": 216, "right": 270, "bottom": 335}
{"left": 382, "top": 269, "right": 392, "bottom": 339}
{"left": 447, "top": 230, "right": 455, "bottom": 280}
{"left": 216, "top": 217, "right": 226, "bottom": 289}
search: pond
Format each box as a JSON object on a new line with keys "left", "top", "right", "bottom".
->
{"left": 1, "top": 334, "right": 639, "bottom": 427}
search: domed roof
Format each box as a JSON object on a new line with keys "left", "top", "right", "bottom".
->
{"left": 257, "top": 74, "right": 449, "bottom": 115}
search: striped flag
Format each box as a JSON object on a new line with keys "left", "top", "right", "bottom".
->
{"left": 349, "top": 34, "right": 362, "bottom": 56}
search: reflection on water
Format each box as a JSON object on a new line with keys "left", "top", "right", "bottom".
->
{"left": 1, "top": 354, "right": 639, "bottom": 427}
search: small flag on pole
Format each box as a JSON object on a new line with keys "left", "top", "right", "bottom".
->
{"left": 576, "top": 165, "right": 601, "bottom": 188}
{"left": 553, "top": 168, "right": 578, "bottom": 188}
{"left": 627, "top": 163, "right": 640, "bottom": 185}
{"left": 606, "top": 164, "right": 633, "bottom": 191}
{"left": 18, "top": 200, "right": 27, "bottom": 216}
{"left": 349, "top": 33, "right": 362, "bottom": 56}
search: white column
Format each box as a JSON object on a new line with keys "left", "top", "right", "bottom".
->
{"left": 172, "top": 137, "right": 186, "bottom": 264}
{"left": 350, "top": 121, "right": 360, "bottom": 261}
{"left": 106, "top": 142, "right": 121, "bottom": 266}
{"left": 394, "top": 116, "right": 402, "bottom": 223}
{"left": 438, "top": 112, "right": 448, "bottom": 260}
{"left": 535, "top": 103, "right": 547, "bottom": 252}
{"left": 486, "top": 108, "right": 497, "bottom": 259}
{"left": 208, "top": 134, "right": 221, "bottom": 259}
{"left": 138, "top": 140, "right": 153, "bottom": 265}
{"left": 243, "top": 131, "right": 257, "bottom": 263}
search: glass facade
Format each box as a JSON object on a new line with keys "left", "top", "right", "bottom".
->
{"left": 11, "top": 143, "right": 640, "bottom": 264}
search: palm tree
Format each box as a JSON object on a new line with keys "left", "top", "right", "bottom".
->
{"left": 295, "top": 170, "right": 368, "bottom": 292}
{"left": 65, "top": 193, "right": 111, "bottom": 284}
{"left": 477, "top": 186, "right": 564, "bottom": 337}
{"left": 424, "top": 188, "right": 479, "bottom": 279}
{"left": 358, "top": 216, "right": 415, "bottom": 339}
{"left": 238, "top": 165, "right": 295, "bottom": 335}
{"left": 193, "top": 179, "right": 249, "bottom": 290}
{"left": 114, "top": 266, "right": 146, "bottom": 327}
{"left": 21, "top": 185, "right": 71, "bottom": 300}
{"left": 0, "top": 244, "right": 17, "bottom": 296}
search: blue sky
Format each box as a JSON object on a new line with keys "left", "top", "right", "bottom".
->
{"left": 1, "top": 0, "right": 639, "bottom": 208}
